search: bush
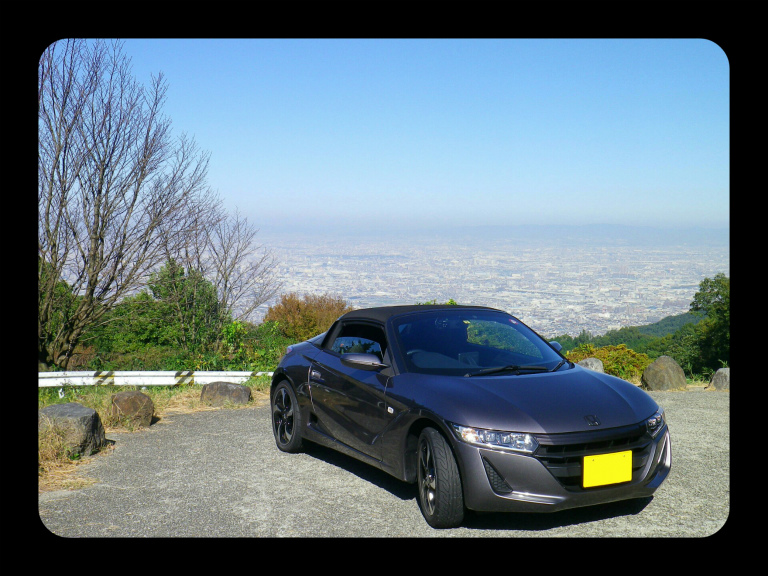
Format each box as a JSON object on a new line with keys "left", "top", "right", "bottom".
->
{"left": 264, "top": 292, "right": 353, "bottom": 342}
{"left": 567, "top": 344, "right": 653, "bottom": 383}
{"left": 250, "top": 321, "right": 294, "bottom": 372}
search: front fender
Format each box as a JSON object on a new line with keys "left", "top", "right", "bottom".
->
{"left": 379, "top": 406, "right": 456, "bottom": 483}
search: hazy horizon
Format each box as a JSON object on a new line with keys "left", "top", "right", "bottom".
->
{"left": 119, "top": 38, "right": 730, "bottom": 232}
{"left": 254, "top": 221, "right": 730, "bottom": 248}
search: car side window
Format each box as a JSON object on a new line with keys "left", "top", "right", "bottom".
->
{"left": 328, "top": 323, "right": 387, "bottom": 361}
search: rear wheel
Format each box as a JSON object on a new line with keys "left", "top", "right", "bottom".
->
{"left": 271, "top": 381, "right": 303, "bottom": 452}
{"left": 417, "top": 427, "right": 464, "bottom": 528}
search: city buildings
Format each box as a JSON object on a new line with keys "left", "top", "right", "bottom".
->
{"left": 255, "top": 226, "right": 729, "bottom": 338}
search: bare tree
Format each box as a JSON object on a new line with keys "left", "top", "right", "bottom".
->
{"left": 205, "top": 209, "right": 282, "bottom": 327}
{"left": 169, "top": 207, "right": 280, "bottom": 338}
{"left": 38, "top": 39, "right": 216, "bottom": 369}
{"left": 39, "top": 39, "right": 283, "bottom": 368}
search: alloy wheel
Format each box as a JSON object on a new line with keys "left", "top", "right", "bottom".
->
{"left": 272, "top": 383, "right": 302, "bottom": 451}
{"left": 273, "top": 387, "right": 293, "bottom": 444}
{"left": 416, "top": 428, "right": 464, "bottom": 528}
{"left": 419, "top": 439, "right": 438, "bottom": 516}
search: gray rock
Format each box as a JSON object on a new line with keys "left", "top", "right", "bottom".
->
{"left": 38, "top": 402, "right": 106, "bottom": 457}
{"left": 200, "top": 381, "right": 252, "bottom": 407}
{"left": 708, "top": 367, "right": 730, "bottom": 391}
{"left": 577, "top": 357, "right": 604, "bottom": 372}
{"left": 110, "top": 390, "right": 154, "bottom": 427}
{"left": 641, "top": 356, "right": 687, "bottom": 391}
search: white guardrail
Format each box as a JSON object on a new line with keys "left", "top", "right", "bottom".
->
{"left": 38, "top": 370, "right": 274, "bottom": 388}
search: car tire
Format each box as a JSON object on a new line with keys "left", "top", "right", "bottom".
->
{"left": 271, "top": 381, "right": 303, "bottom": 453}
{"left": 417, "top": 427, "right": 464, "bottom": 528}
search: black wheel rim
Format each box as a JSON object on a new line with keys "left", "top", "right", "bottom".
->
{"left": 272, "top": 387, "right": 294, "bottom": 445}
{"left": 419, "top": 438, "right": 437, "bottom": 516}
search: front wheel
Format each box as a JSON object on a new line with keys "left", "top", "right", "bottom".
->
{"left": 271, "top": 381, "right": 303, "bottom": 453}
{"left": 417, "top": 427, "right": 464, "bottom": 528}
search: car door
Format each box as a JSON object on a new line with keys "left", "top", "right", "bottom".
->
{"left": 309, "top": 321, "right": 393, "bottom": 461}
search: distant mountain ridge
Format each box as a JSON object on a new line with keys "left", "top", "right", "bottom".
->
{"left": 270, "top": 222, "right": 730, "bottom": 248}
{"left": 448, "top": 224, "right": 730, "bottom": 247}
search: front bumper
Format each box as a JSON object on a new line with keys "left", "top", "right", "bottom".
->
{"left": 454, "top": 424, "right": 671, "bottom": 513}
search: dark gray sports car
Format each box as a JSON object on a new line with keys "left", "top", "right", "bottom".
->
{"left": 270, "top": 305, "right": 671, "bottom": 528}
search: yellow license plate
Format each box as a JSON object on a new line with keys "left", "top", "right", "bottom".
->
{"left": 583, "top": 450, "right": 632, "bottom": 488}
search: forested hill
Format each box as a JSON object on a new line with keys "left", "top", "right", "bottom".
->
{"left": 636, "top": 312, "right": 702, "bottom": 337}
{"left": 553, "top": 311, "right": 704, "bottom": 354}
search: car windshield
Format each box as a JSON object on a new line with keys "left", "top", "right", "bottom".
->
{"left": 393, "top": 309, "right": 565, "bottom": 376}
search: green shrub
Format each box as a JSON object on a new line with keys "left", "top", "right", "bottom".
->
{"left": 249, "top": 321, "right": 294, "bottom": 372}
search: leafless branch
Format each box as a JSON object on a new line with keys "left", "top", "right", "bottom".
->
{"left": 38, "top": 39, "right": 217, "bottom": 369}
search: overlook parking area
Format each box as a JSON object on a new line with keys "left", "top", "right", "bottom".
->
{"left": 38, "top": 390, "right": 729, "bottom": 537}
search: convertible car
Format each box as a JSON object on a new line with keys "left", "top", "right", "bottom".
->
{"left": 270, "top": 305, "right": 671, "bottom": 528}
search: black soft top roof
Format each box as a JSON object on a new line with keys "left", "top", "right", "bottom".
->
{"left": 338, "top": 304, "right": 503, "bottom": 324}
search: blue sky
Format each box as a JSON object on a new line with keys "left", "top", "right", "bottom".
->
{"left": 120, "top": 38, "right": 729, "bottom": 233}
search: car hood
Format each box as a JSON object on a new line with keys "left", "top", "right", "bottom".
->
{"left": 394, "top": 365, "right": 658, "bottom": 434}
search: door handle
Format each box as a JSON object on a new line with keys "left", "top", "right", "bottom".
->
{"left": 310, "top": 369, "right": 324, "bottom": 383}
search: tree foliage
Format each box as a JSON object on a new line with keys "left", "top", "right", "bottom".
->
{"left": 689, "top": 272, "right": 730, "bottom": 370}
{"left": 264, "top": 293, "right": 354, "bottom": 342}
{"left": 147, "top": 260, "right": 225, "bottom": 351}
{"left": 83, "top": 260, "right": 224, "bottom": 362}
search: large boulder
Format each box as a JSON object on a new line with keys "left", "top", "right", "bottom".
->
{"left": 577, "top": 357, "right": 604, "bottom": 373}
{"left": 708, "top": 367, "right": 730, "bottom": 391}
{"left": 38, "top": 402, "right": 106, "bottom": 457}
{"left": 200, "top": 381, "right": 252, "bottom": 407}
{"left": 641, "top": 356, "right": 687, "bottom": 391}
{"left": 110, "top": 390, "right": 154, "bottom": 427}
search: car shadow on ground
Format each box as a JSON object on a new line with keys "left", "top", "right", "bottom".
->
{"left": 301, "top": 440, "right": 653, "bottom": 530}
{"left": 302, "top": 441, "right": 417, "bottom": 500}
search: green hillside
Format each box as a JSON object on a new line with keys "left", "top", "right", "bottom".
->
{"left": 551, "top": 311, "right": 704, "bottom": 355}
{"left": 637, "top": 312, "right": 703, "bottom": 337}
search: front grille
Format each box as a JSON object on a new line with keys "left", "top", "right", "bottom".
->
{"left": 533, "top": 424, "right": 652, "bottom": 491}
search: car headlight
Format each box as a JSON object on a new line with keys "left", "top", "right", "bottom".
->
{"left": 646, "top": 408, "right": 666, "bottom": 438}
{"left": 452, "top": 424, "right": 539, "bottom": 454}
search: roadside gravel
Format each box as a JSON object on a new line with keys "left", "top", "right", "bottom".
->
{"left": 38, "top": 388, "right": 730, "bottom": 537}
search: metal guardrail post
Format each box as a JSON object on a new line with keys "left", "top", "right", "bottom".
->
{"left": 93, "top": 371, "right": 115, "bottom": 386}
{"left": 174, "top": 370, "right": 195, "bottom": 386}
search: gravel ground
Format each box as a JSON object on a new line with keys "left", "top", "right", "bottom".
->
{"left": 38, "top": 388, "right": 730, "bottom": 537}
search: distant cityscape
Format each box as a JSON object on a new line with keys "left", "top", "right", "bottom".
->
{"left": 253, "top": 225, "right": 730, "bottom": 339}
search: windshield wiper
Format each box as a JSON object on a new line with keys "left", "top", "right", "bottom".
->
{"left": 465, "top": 364, "right": 550, "bottom": 377}
{"left": 550, "top": 359, "right": 568, "bottom": 372}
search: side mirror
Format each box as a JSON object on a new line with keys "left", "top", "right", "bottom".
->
{"left": 341, "top": 353, "right": 388, "bottom": 371}
{"left": 549, "top": 341, "right": 563, "bottom": 352}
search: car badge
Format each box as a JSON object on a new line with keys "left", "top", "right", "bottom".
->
{"left": 584, "top": 415, "right": 601, "bottom": 426}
